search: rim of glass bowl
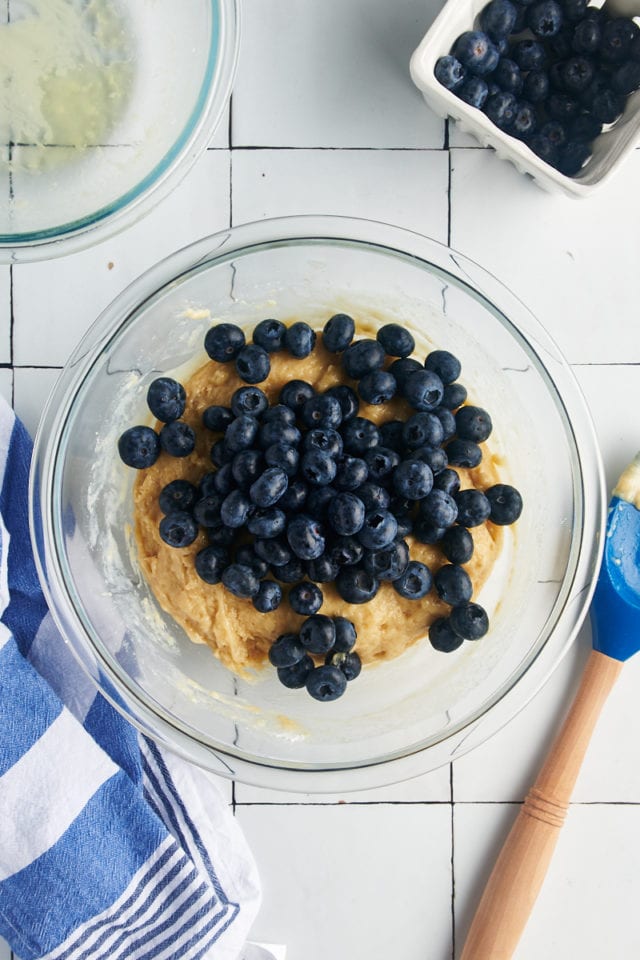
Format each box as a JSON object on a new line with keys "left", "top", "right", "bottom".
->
{"left": 0, "top": 0, "right": 239, "bottom": 265}
{"left": 29, "top": 215, "right": 605, "bottom": 793}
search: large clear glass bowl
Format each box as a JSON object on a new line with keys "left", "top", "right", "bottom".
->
{"left": 1, "top": 0, "right": 238, "bottom": 263}
{"left": 30, "top": 216, "right": 605, "bottom": 791}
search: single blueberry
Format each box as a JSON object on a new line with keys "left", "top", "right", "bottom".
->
{"left": 301, "top": 449, "right": 338, "bottom": 486}
{"left": 261, "top": 403, "right": 297, "bottom": 426}
{"left": 330, "top": 650, "right": 362, "bottom": 682}
{"left": 280, "top": 379, "right": 315, "bottom": 413}
{"left": 547, "top": 91, "right": 580, "bottom": 120}
{"left": 265, "top": 442, "right": 299, "bottom": 477}
{"left": 235, "top": 344, "right": 271, "bottom": 384}
{"left": 247, "top": 507, "right": 287, "bottom": 539}
{"left": 454, "top": 31, "right": 500, "bottom": 75}
{"left": 231, "top": 386, "right": 269, "bottom": 418}
{"left": 435, "top": 54, "right": 467, "bottom": 91}
{"left": 342, "top": 416, "right": 381, "bottom": 454}
{"left": 159, "top": 421, "right": 196, "bottom": 458}
{"left": 455, "top": 405, "right": 493, "bottom": 442}
{"left": 259, "top": 420, "right": 302, "bottom": 450}
{"left": 202, "top": 405, "right": 234, "bottom": 432}
{"left": 253, "top": 580, "right": 283, "bottom": 613}
{"left": 301, "top": 394, "right": 343, "bottom": 429}
{"left": 254, "top": 536, "right": 292, "bottom": 567}
{"left": 277, "top": 655, "right": 315, "bottom": 689}
{"left": 364, "top": 447, "right": 400, "bottom": 483}
{"left": 429, "top": 617, "right": 465, "bottom": 652}
{"left": 424, "top": 350, "right": 461, "bottom": 385}
{"left": 289, "top": 582, "right": 324, "bottom": 615}
{"left": 231, "top": 448, "right": 264, "bottom": 490}
{"left": 413, "top": 517, "right": 447, "bottom": 545}
{"left": 402, "top": 369, "right": 444, "bottom": 411}
{"left": 571, "top": 16, "right": 601, "bottom": 54}
{"left": 322, "top": 313, "right": 356, "bottom": 352}
{"left": 523, "top": 69, "right": 551, "bottom": 102}
{"left": 342, "top": 339, "right": 386, "bottom": 379}
{"left": 324, "top": 384, "right": 360, "bottom": 421}
{"left": 287, "top": 514, "right": 326, "bottom": 560}
{"left": 333, "top": 617, "right": 357, "bottom": 652}
{"left": 363, "top": 539, "right": 410, "bottom": 581}
{"left": 249, "top": 466, "right": 289, "bottom": 507}
{"left": 306, "top": 485, "right": 337, "bottom": 519}
{"left": 268, "top": 633, "right": 306, "bottom": 667}
{"left": 207, "top": 519, "right": 236, "bottom": 548}
{"left": 225, "top": 415, "right": 259, "bottom": 454}
{"left": 159, "top": 511, "right": 199, "bottom": 548}
{"left": 486, "top": 483, "right": 524, "bottom": 523}
{"left": 336, "top": 566, "right": 380, "bottom": 604}
{"left": 433, "top": 406, "right": 457, "bottom": 440}
{"left": 562, "top": 0, "right": 587, "bottom": 20}
{"left": 392, "top": 561, "right": 432, "bottom": 600}
{"left": 306, "top": 664, "right": 348, "bottom": 702}
{"left": 210, "top": 439, "right": 231, "bottom": 467}
{"left": 512, "top": 100, "right": 538, "bottom": 138}
{"left": 561, "top": 56, "right": 595, "bottom": 93}
{"left": 285, "top": 321, "right": 317, "bottom": 358}
{"left": 403, "top": 411, "right": 445, "bottom": 450}
{"left": 568, "top": 113, "right": 602, "bottom": 141}
{"left": 276, "top": 558, "right": 306, "bottom": 583}
{"left": 512, "top": 39, "right": 548, "bottom": 71}
{"left": 527, "top": 0, "right": 564, "bottom": 37}
{"left": 329, "top": 536, "right": 365, "bottom": 567}
{"left": 557, "top": 140, "right": 592, "bottom": 174}
{"left": 458, "top": 76, "right": 490, "bottom": 108}
{"left": 357, "top": 509, "right": 398, "bottom": 550}
{"left": 450, "top": 602, "right": 490, "bottom": 639}
{"left": 590, "top": 87, "right": 625, "bottom": 123}
{"left": 414, "top": 445, "right": 449, "bottom": 476}
{"left": 204, "top": 323, "right": 245, "bottom": 362}
{"left": 193, "top": 494, "right": 224, "bottom": 527}
{"left": 441, "top": 525, "right": 474, "bottom": 564}
{"left": 220, "top": 489, "right": 253, "bottom": 528}
{"left": 441, "top": 382, "right": 468, "bottom": 409}
{"left": 194, "top": 545, "right": 229, "bottom": 584}
{"left": 327, "top": 492, "right": 366, "bottom": 536}
{"left": 376, "top": 323, "right": 415, "bottom": 358}
{"left": 455, "top": 488, "right": 492, "bottom": 526}
{"left": 147, "top": 377, "right": 186, "bottom": 422}
{"left": 389, "top": 357, "right": 423, "bottom": 389}
{"left": 279, "top": 480, "right": 308, "bottom": 513}
{"left": 434, "top": 468, "right": 461, "bottom": 496}
{"left": 392, "top": 459, "right": 434, "bottom": 500}
{"left": 358, "top": 370, "right": 397, "bottom": 405}
{"left": 484, "top": 90, "right": 518, "bottom": 128}
{"left": 306, "top": 554, "right": 340, "bottom": 582}
{"left": 528, "top": 132, "right": 560, "bottom": 165}
{"left": 158, "top": 479, "right": 198, "bottom": 514}
{"left": 300, "top": 615, "right": 336, "bottom": 654}
{"left": 420, "top": 489, "right": 459, "bottom": 527}
{"left": 434, "top": 564, "right": 473, "bottom": 606}
{"left": 481, "top": 0, "right": 519, "bottom": 38}
{"left": 357, "top": 482, "right": 391, "bottom": 512}
{"left": 493, "top": 57, "right": 523, "bottom": 94}
{"left": 600, "top": 17, "right": 639, "bottom": 63}
{"left": 446, "top": 439, "right": 483, "bottom": 468}
{"left": 235, "top": 544, "right": 269, "bottom": 578}
{"left": 253, "top": 318, "right": 286, "bottom": 353}
{"left": 539, "top": 120, "right": 569, "bottom": 147}
{"left": 304, "top": 427, "right": 344, "bottom": 458}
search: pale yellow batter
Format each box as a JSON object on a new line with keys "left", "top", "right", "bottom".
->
{"left": 134, "top": 338, "right": 504, "bottom": 675}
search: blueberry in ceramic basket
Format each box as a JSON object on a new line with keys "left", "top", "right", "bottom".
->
{"left": 306, "top": 664, "right": 348, "bottom": 702}
{"left": 484, "top": 91, "right": 518, "bottom": 130}
{"left": 493, "top": 58, "right": 523, "bottom": 95}
{"left": 560, "top": 56, "right": 595, "bottom": 94}
{"left": 253, "top": 318, "right": 286, "bottom": 353}
{"left": 392, "top": 560, "right": 432, "bottom": 600}
{"left": 547, "top": 91, "right": 580, "bottom": 121}
{"left": 568, "top": 113, "right": 602, "bottom": 141}
{"left": 480, "top": 0, "right": 519, "bottom": 39}
{"left": 571, "top": 16, "right": 601, "bottom": 54}
{"left": 589, "top": 87, "right": 625, "bottom": 123}
{"left": 159, "top": 421, "right": 196, "bottom": 458}
{"left": 512, "top": 39, "right": 548, "bottom": 71}
{"left": 434, "top": 55, "right": 467, "bottom": 91}
{"left": 146, "top": 376, "right": 186, "bottom": 422}
{"left": 118, "top": 425, "right": 160, "bottom": 468}
{"left": 528, "top": 132, "right": 560, "bottom": 165}
{"left": 204, "top": 322, "right": 245, "bottom": 362}
{"left": 561, "top": 0, "right": 588, "bottom": 21}
{"left": 159, "top": 511, "right": 199, "bottom": 548}
{"left": 453, "top": 31, "right": 500, "bottom": 76}
{"left": 612, "top": 60, "right": 640, "bottom": 95}
{"left": 289, "top": 581, "right": 324, "bottom": 615}
{"left": 284, "top": 321, "right": 316, "bottom": 358}
{"left": 458, "top": 77, "right": 490, "bottom": 108}
{"left": 523, "top": 70, "right": 551, "bottom": 103}
{"left": 376, "top": 323, "right": 415, "bottom": 358}
{"left": 599, "top": 17, "right": 639, "bottom": 63}
{"left": 539, "top": 120, "right": 568, "bottom": 148}
{"left": 429, "top": 617, "right": 465, "bottom": 653}
{"left": 527, "top": 0, "right": 564, "bottom": 38}
{"left": 557, "top": 140, "right": 592, "bottom": 175}
{"left": 512, "top": 101, "right": 538, "bottom": 139}
{"left": 235, "top": 343, "right": 270, "bottom": 384}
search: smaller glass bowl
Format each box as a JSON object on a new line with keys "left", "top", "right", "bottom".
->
{"left": 30, "top": 216, "right": 605, "bottom": 792}
{"left": 0, "top": 0, "right": 238, "bottom": 262}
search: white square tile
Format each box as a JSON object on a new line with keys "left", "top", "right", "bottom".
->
{"left": 454, "top": 803, "right": 640, "bottom": 958}
{"left": 232, "top": 148, "right": 449, "bottom": 239}
{"left": 232, "top": 0, "right": 446, "bottom": 148}
{"left": 210, "top": 103, "right": 230, "bottom": 149}
{"left": 234, "top": 765, "right": 451, "bottom": 804}
{"left": 449, "top": 147, "right": 640, "bottom": 365}
{"left": 237, "top": 803, "right": 453, "bottom": 960}
{"left": 12, "top": 149, "right": 231, "bottom": 367}
{"left": 0, "top": 268, "right": 10, "bottom": 365}
{"left": 0, "top": 369, "right": 12, "bottom": 409}
{"left": 13, "top": 367, "right": 61, "bottom": 439}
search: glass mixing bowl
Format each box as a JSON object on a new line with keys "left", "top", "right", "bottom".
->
{"left": 30, "top": 216, "right": 605, "bottom": 791}
{"left": 1, "top": 0, "right": 238, "bottom": 262}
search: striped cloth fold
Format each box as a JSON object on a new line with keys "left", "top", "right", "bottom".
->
{"left": 0, "top": 396, "right": 260, "bottom": 960}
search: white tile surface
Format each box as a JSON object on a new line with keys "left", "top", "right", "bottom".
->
{"left": 232, "top": 148, "right": 449, "bottom": 239}
{"left": 231, "top": 0, "right": 446, "bottom": 148}
{"left": 237, "top": 803, "right": 453, "bottom": 960}
{"left": 0, "top": 369, "right": 12, "bottom": 409}
{"left": 13, "top": 367, "right": 61, "bottom": 439}
{"left": 12, "top": 150, "right": 231, "bottom": 367}
{"left": 0, "top": 269, "right": 9, "bottom": 365}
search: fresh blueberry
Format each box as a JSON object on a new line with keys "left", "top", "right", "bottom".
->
{"left": 330, "top": 650, "right": 362, "bottom": 682}
{"left": 200, "top": 465, "right": 225, "bottom": 497}
{"left": 557, "top": 140, "right": 592, "bottom": 174}
{"left": 590, "top": 87, "right": 625, "bottom": 123}
{"left": 481, "top": 0, "right": 519, "bottom": 38}
{"left": 206, "top": 518, "right": 236, "bottom": 548}
{"left": 147, "top": 377, "right": 186, "bottom": 422}
{"left": 528, "top": 132, "right": 560, "bottom": 164}
{"left": 277, "top": 655, "right": 314, "bottom": 689}
{"left": 458, "top": 77, "right": 490, "bottom": 108}
{"left": 333, "top": 617, "right": 357, "bottom": 652}
{"left": 434, "top": 564, "right": 473, "bottom": 605}
{"left": 158, "top": 479, "right": 198, "bottom": 514}
{"left": 231, "top": 386, "right": 269, "bottom": 418}
{"left": 362, "top": 447, "right": 399, "bottom": 484}
{"left": 413, "top": 518, "right": 447, "bottom": 545}
{"left": 379, "top": 420, "right": 405, "bottom": 451}
{"left": 322, "top": 313, "right": 356, "bottom": 352}
{"left": 265, "top": 442, "right": 299, "bottom": 477}
{"left": 434, "top": 468, "right": 461, "bottom": 496}
{"left": 194, "top": 545, "right": 229, "bottom": 584}
{"left": 403, "top": 369, "right": 445, "bottom": 411}
{"left": 420, "top": 489, "right": 458, "bottom": 527}
{"left": 304, "top": 428, "right": 344, "bottom": 458}
{"left": 389, "top": 357, "right": 423, "bottom": 389}
{"left": 600, "top": 17, "right": 639, "bottom": 63}
{"left": 561, "top": 0, "right": 587, "bottom": 20}
{"left": 527, "top": 0, "right": 564, "bottom": 37}
{"left": 435, "top": 54, "right": 467, "bottom": 91}
{"left": 441, "top": 382, "right": 467, "bottom": 409}
{"left": 232, "top": 449, "right": 264, "bottom": 490}
{"left": 301, "top": 449, "right": 337, "bottom": 486}
{"left": 612, "top": 59, "right": 640, "bottom": 94}
{"left": 306, "top": 664, "right": 347, "bottom": 701}
{"left": 159, "top": 511, "right": 199, "bottom": 548}
{"left": 561, "top": 56, "right": 595, "bottom": 93}
{"left": 279, "top": 480, "right": 308, "bottom": 512}
{"left": 493, "top": 57, "right": 523, "bottom": 94}
{"left": 357, "top": 509, "right": 398, "bottom": 550}
{"left": 324, "top": 384, "right": 359, "bottom": 421}
{"left": 247, "top": 507, "right": 287, "bottom": 539}
{"left": 268, "top": 633, "right": 307, "bottom": 667}
{"left": 336, "top": 566, "right": 379, "bottom": 604}
{"left": 392, "top": 561, "right": 432, "bottom": 599}
{"left": 357, "top": 482, "right": 391, "bottom": 512}
{"left": 220, "top": 489, "right": 253, "bottom": 528}
{"left": 392, "top": 459, "right": 434, "bottom": 500}
{"left": 249, "top": 467, "right": 289, "bottom": 508}
{"left": 159, "top": 421, "right": 196, "bottom": 458}
{"left": 429, "top": 617, "right": 465, "bottom": 652}
{"left": 548, "top": 91, "right": 580, "bottom": 120}
{"left": 225, "top": 414, "right": 259, "bottom": 454}
{"left": 523, "top": 69, "right": 551, "bottom": 102}
{"left": 302, "top": 394, "right": 343, "bottom": 429}
{"left": 512, "top": 39, "right": 548, "bottom": 71}
{"left": 455, "top": 488, "right": 492, "bottom": 526}
{"left": 358, "top": 370, "right": 397, "bottom": 405}
{"left": 376, "top": 323, "right": 415, "bottom": 358}
{"left": 329, "top": 536, "right": 364, "bottom": 567}
{"left": 455, "top": 405, "right": 493, "bottom": 442}
{"left": 433, "top": 406, "right": 457, "bottom": 440}
{"left": 289, "top": 582, "right": 324, "bottom": 615}
{"left": 306, "top": 554, "right": 340, "bottom": 582}
{"left": 235, "top": 544, "right": 269, "bottom": 578}
{"left": 280, "top": 379, "right": 315, "bottom": 413}
{"left": 300, "top": 615, "right": 336, "bottom": 654}
{"left": 363, "top": 539, "right": 410, "bottom": 581}
{"left": 571, "top": 16, "right": 601, "bottom": 54}
{"left": 253, "top": 318, "right": 286, "bottom": 353}
{"left": 450, "top": 602, "right": 490, "bottom": 639}
{"left": 334, "top": 455, "right": 369, "bottom": 491}
{"left": 235, "top": 344, "right": 270, "bottom": 384}
{"left": 306, "top": 485, "right": 337, "bottom": 519}
{"left": 485, "top": 483, "right": 524, "bottom": 523}
{"left": 276, "top": 557, "right": 306, "bottom": 583}
{"left": 342, "top": 417, "right": 380, "bottom": 454}
{"left": 511, "top": 2, "right": 528, "bottom": 30}
{"left": 285, "top": 321, "right": 317, "bottom": 358}
{"left": 424, "top": 351, "right": 460, "bottom": 387}
{"left": 204, "top": 323, "right": 245, "bottom": 362}
{"left": 414, "top": 445, "right": 449, "bottom": 476}
{"left": 403, "top": 411, "right": 445, "bottom": 450}
{"left": 259, "top": 420, "right": 302, "bottom": 450}
{"left": 453, "top": 31, "right": 500, "bottom": 75}
{"left": 484, "top": 90, "right": 518, "bottom": 128}
{"left": 210, "top": 438, "right": 231, "bottom": 467}
{"left": 193, "top": 494, "right": 223, "bottom": 527}
{"left": 568, "top": 112, "right": 602, "bottom": 141}
{"left": 327, "top": 492, "right": 366, "bottom": 536}
{"left": 512, "top": 100, "right": 538, "bottom": 138}
{"left": 252, "top": 580, "right": 283, "bottom": 613}
{"left": 254, "top": 536, "right": 292, "bottom": 567}
{"left": 287, "top": 514, "right": 326, "bottom": 560}
{"left": 539, "top": 119, "right": 569, "bottom": 147}
{"left": 261, "top": 403, "right": 297, "bottom": 426}
{"left": 441, "top": 525, "right": 474, "bottom": 564}
{"left": 202, "top": 404, "right": 234, "bottom": 432}
{"left": 342, "top": 338, "right": 386, "bottom": 379}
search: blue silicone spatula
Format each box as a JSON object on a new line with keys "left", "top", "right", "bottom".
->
{"left": 460, "top": 453, "right": 640, "bottom": 960}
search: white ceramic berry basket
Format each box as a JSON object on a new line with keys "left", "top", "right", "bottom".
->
{"left": 410, "top": 0, "right": 640, "bottom": 197}
{"left": 30, "top": 216, "right": 604, "bottom": 792}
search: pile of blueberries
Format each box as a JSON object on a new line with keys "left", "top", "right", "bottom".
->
{"left": 118, "top": 313, "right": 523, "bottom": 702}
{"left": 434, "top": 0, "right": 640, "bottom": 176}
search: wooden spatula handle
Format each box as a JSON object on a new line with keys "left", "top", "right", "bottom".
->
{"left": 460, "top": 649, "right": 623, "bottom": 960}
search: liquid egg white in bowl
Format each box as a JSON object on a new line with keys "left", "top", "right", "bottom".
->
{"left": 30, "top": 216, "right": 604, "bottom": 792}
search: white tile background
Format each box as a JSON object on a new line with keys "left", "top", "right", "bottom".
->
{"left": 3, "top": 1, "right": 640, "bottom": 959}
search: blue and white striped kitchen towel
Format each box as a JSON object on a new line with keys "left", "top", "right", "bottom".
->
{"left": 0, "top": 395, "right": 261, "bottom": 960}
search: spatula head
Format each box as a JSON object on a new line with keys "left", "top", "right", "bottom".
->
{"left": 590, "top": 496, "right": 640, "bottom": 662}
